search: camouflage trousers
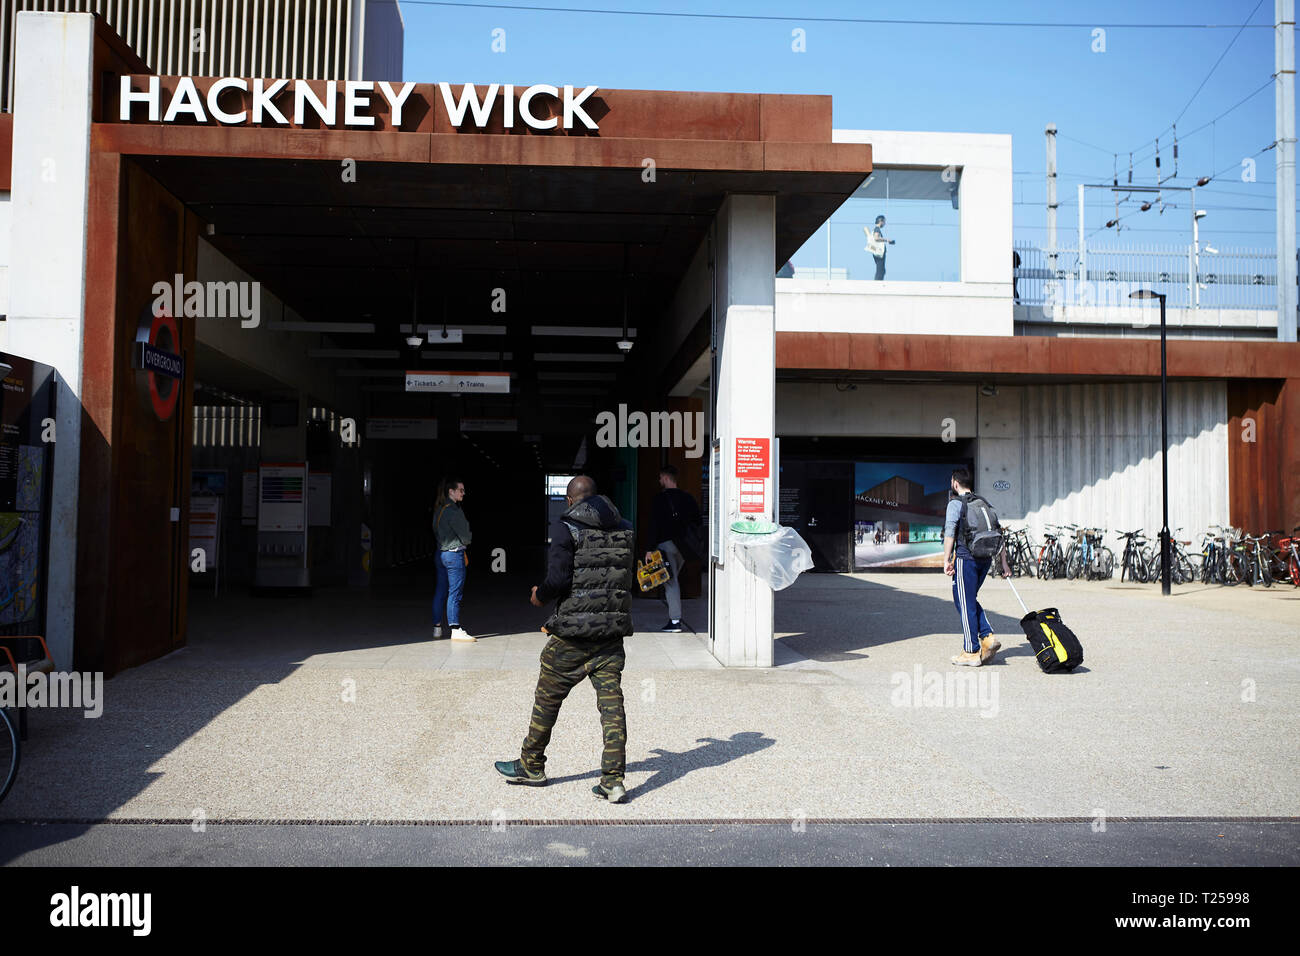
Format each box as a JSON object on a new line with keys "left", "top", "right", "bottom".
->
{"left": 520, "top": 634, "right": 626, "bottom": 787}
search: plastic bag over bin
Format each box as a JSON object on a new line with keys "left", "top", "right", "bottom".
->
{"left": 728, "top": 524, "right": 814, "bottom": 590}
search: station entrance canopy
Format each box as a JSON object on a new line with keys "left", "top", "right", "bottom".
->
{"left": 26, "top": 13, "right": 873, "bottom": 675}
{"left": 96, "top": 72, "right": 873, "bottom": 377}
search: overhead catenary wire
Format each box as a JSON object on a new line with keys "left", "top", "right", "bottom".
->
{"left": 1171, "top": 0, "right": 1266, "bottom": 127}
{"left": 1123, "top": 0, "right": 1268, "bottom": 161}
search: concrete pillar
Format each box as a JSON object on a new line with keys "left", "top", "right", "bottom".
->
{"left": 260, "top": 393, "right": 309, "bottom": 461}
{"left": 709, "top": 195, "right": 776, "bottom": 667}
{"left": 6, "top": 13, "right": 95, "bottom": 668}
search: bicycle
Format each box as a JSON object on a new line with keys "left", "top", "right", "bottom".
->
{"left": 1149, "top": 530, "right": 1197, "bottom": 585}
{"left": 1243, "top": 533, "right": 1274, "bottom": 587}
{"left": 0, "top": 648, "right": 19, "bottom": 804}
{"left": 1200, "top": 530, "right": 1224, "bottom": 584}
{"left": 1118, "top": 529, "right": 1151, "bottom": 583}
{"left": 1066, "top": 526, "right": 1114, "bottom": 580}
{"left": 997, "top": 527, "right": 1036, "bottom": 578}
{"left": 1282, "top": 527, "right": 1300, "bottom": 587}
{"left": 1037, "top": 525, "right": 1066, "bottom": 580}
{"left": 1205, "top": 525, "right": 1244, "bottom": 586}
{"left": 1226, "top": 528, "right": 1253, "bottom": 587}
{"left": 1063, "top": 525, "right": 1087, "bottom": 580}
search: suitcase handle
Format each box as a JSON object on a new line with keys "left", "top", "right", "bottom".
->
{"left": 1004, "top": 573, "right": 1031, "bottom": 617}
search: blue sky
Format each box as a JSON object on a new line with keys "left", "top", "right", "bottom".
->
{"left": 398, "top": 0, "right": 1288, "bottom": 253}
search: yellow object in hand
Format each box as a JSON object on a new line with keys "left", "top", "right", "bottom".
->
{"left": 637, "top": 551, "right": 670, "bottom": 592}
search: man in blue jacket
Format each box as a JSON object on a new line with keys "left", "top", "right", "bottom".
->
{"left": 942, "top": 467, "right": 1005, "bottom": 666}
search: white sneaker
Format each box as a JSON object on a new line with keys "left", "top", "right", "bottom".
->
{"left": 449, "top": 627, "right": 476, "bottom": 643}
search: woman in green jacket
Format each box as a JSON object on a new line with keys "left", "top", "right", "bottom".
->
{"left": 432, "top": 477, "right": 474, "bottom": 642}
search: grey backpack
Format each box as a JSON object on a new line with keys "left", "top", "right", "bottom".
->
{"left": 960, "top": 493, "right": 1004, "bottom": 558}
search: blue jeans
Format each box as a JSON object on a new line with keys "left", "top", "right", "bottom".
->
{"left": 433, "top": 550, "right": 467, "bottom": 628}
{"left": 952, "top": 556, "right": 993, "bottom": 653}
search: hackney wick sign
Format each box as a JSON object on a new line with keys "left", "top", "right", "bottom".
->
{"left": 116, "top": 76, "right": 602, "bottom": 132}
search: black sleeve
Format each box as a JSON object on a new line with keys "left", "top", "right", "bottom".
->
{"left": 648, "top": 493, "right": 670, "bottom": 547}
{"left": 536, "top": 518, "right": 575, "bottom": 604}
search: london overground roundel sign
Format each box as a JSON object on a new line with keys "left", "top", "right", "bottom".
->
{"left": 133, "top": 303, "right": 185, "bottom": 421}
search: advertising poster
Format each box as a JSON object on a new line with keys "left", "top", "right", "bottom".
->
{"left": 189, "top": 497, "right": 221, "bottom": 569}
{"left": 0, "top": 355, "right": 48, "bottom": 628}
{"left": 192, "top": 469, "right": 227, "bottom": 497}
{"left": 853, "top": 461, "right": 966, "bottom": 569}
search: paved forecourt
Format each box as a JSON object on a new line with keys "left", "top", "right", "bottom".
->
{"left": 1, "top": 573, "right": 1296, "bottom": 826}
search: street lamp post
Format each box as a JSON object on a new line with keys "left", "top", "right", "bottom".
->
{"left": 1130, "top": 289, "right": 1171, "bottom": 595}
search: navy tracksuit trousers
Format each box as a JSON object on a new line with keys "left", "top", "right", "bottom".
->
{"left": 952, "top": 556, "right": 993, "bottom": 654}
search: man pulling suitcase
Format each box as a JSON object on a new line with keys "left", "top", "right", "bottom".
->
{"left": 943, "top": 467, "right": 1009, "bottom": 666}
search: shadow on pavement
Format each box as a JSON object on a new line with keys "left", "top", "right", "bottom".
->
{"left": 775, "top": 572, "right": 1026, "bottom": 663}
{"left": 546, "top": 731, "right": 777, "bottom": 802}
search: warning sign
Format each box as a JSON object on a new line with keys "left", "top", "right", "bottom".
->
{"left": 735, "top": 438, "right": 770, "bottom": 477}
{"left": 739, "top": 478, "right": 765, "bottom": 514}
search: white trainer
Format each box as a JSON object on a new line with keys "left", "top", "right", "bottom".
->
{"left": 449, "top": 627, "right": 476, "bottom": 643}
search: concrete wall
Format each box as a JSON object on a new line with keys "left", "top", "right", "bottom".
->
{"left": 1017, "top": 302, "right": 1280, "bottom": 335}
{"left": 711, "top": 194, "right": 776, "bottom": 667}
{"left": 0, "top": 192, "right": 10, "bottom": 334}
{"left": 777, "top": 382, "right": 977, "bottom": 438}
{"left": 6, "top": 13, "right": 96, "bottom": 667}
{"left": 788, "top": 129, "right": 1013, "bottom": 336}
{"left": 976, "top": 381, "right": 1229, "bottom": 549}
{"left": 775, "top": 378, "right": 1230, "bottom": 555}
{"left": 195, "top": 239, "right": 356, "bottom": 416}
{"left": 776, "top": 277, "right": 1009, "bottom": 336}
{"left": 830, "top": 130, "right": 1012, "bottom": 288}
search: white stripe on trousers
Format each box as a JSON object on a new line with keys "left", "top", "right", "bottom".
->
{"left": 956, "top": 557, "right": 977, "bottom": 653}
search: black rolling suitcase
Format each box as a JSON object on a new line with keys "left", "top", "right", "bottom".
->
{"left": 1004, "top": 576, "right": 1084, "bottom": 673}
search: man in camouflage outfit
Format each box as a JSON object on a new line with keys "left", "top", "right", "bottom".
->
{"left": 494, "top": 475, "right": 636, "bottom": 803}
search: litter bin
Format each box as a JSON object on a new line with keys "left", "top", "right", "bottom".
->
{"left": 727, "top": 519, "right": 814, "bottom": 590}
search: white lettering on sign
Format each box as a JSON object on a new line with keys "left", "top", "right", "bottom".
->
{"left": 405, "top": 371, "right": 511, "bottom": 394}
{"left": 120, "top": 76, "right": 599, "bottom": 130}
{"left": 208, "top": 77, "right": 249, "bottom": 123}
{"left": 294, "top": 82, "right": 337, "bottom": 125}
{"left": 378, "top": 81, "right": 417, "bottom": 126}
{"left": 252, "top": 78, "right": 289, "bottom": 124}
{"left": 345, "top": 81, "right": 376, "bottom": 127}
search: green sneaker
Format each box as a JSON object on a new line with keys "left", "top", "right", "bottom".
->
{"left": 592, "top": 781, "right": 627, "bottom": 803}
{"left": 494, "top": 760, "right": 546, "bottom": 785}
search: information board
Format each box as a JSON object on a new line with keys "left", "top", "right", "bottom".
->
{"left": 189, "top": 496, "right": 221, "bottom": 568}
{"left": 258, "top": 463, "right": 307, "bottom": 532}
{"left": 735, "top": 437, "right": 770, "bottom": 477}
{"left": 405, "top": 371, "right": 510, "bottom": 394}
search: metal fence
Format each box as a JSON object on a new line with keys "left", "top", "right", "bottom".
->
{"left": 1014, "top": 242, "right": 1278, "bottom": 311}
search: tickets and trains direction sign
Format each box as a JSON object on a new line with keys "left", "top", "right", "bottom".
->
{"left": 405, "top": 371, "right": 510, "bottom": 394}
